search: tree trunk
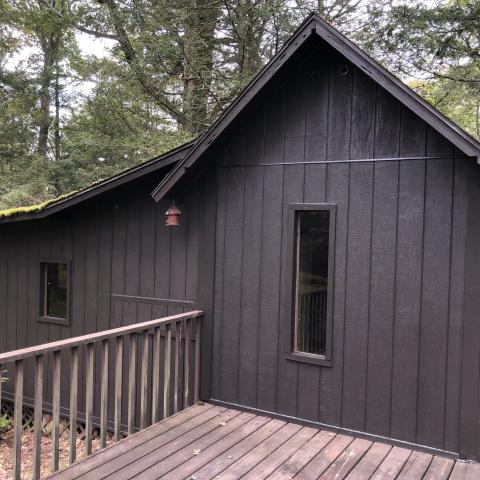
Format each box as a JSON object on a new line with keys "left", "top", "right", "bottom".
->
{"left": 38, "top": 37, "right": 54, "bottom": 158}
{"left": 233, "top": 0, "right": 263, "bottom": 87}
{"left": 182, "top": 0, "right": 220, "bottom": 133}
{"left": 37, "top": 0, "right": 63, "bottom": 159}
{"left": 54, "top": 59, "right": 61, "bottom": 162}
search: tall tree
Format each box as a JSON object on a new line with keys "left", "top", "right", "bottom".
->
{"left": 0, "top": 0, "right": 422, "bottom": 209}
{"left": 358, "top": 0, "right": 480, "bottom": 138}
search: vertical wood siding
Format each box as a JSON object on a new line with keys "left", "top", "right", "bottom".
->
{"left": 210, "top": 44, "right": 469, "bottom": 454}
{"left": 0, "top": 179, "right": 203, "bottom": 425}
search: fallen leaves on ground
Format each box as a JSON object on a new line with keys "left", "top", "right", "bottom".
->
{"left": 0, "top": 429, "right": 115, "bottom": 479}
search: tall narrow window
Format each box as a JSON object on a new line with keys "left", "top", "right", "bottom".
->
{"left": 290, "top": 205, "right": 335, "bottom": 362}
{"left": 40, "top": 262, "right": 70, "bottom": 323}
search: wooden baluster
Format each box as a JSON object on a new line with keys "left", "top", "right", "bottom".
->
{"left": 69, "top": 346, "right": 79, "bottom": 465}
{"left": 114, "top": 336, "right": 123, "bottom": 441}
{"left": 52, "top": 350, "right": 61, "bottom": 472}
{"left": 173, "top": 320, "right": 182, "bottom": 413}
{"left": 151, "top": 327, "right": 161, "bottom": 424}
{"left": 100, "top": 339, "right": 109, "bottom": 448}
{"left": 163, "top": 323, "right": 172, "bottom": 419}
{"left": 33, "top": 355, "right": 44, "bottom": 480}
{"left": 183, "top": 318, "right": 192, "bottom": 408}
{"left": 140, "top": 333, "right": 149, "bottom": 429}
{"left": 127, "top": 333, "right": 137, "bottom": 434}
{"left": 13, "top": 359, "right": 24, "bottom": 480}
{"left": 85, "top": 342, "right": 95, "bottom": 455}
{"left": 194, "top": 316, "right": 202, "bottom": 404}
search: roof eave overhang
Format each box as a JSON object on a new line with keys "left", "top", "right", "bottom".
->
{"left": 152, "top": 13, "right": 480, "bottom": 202}
{"left": 0, "top": 141, "right": 194, "bottom": 224}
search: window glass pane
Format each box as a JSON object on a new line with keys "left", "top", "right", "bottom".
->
{"left": 46, "top": 263, "right": 68, "bottom": 319}
{"left": 295, "top": 210, "right": 330, "bottom": 355}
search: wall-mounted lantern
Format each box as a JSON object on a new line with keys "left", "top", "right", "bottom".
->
{"left": 165, "top": 201, "right": 181, "bottom": 226}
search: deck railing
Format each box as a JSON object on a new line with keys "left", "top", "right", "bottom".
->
{"left": 0, "top": 310, "right": 203, "bottom": 480}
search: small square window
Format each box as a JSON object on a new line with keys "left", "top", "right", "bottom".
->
{"left": 40, "top": 261, "right": 70, "bottom": 324}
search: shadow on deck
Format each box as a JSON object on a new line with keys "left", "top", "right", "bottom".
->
{"left": 46, "top": 402, "right": 479, "bottom": 480}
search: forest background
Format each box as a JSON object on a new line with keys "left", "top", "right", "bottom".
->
{"left": 0, "top": 0, "right": 478, "bottom": 209}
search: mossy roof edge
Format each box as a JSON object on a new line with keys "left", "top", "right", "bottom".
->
{"left": 0, "top": 140, "right": 194, "bottom": 222}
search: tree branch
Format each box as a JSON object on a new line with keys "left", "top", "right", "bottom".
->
{"left": 75, "top": 25, "right": 118, "bottom": 40}
{"left": 96, "top": 0, "right": 186, "bottom": 126}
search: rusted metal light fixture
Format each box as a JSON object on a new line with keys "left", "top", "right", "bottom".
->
{"left": 165, "top": 201, "right": 181, "bottom": 226}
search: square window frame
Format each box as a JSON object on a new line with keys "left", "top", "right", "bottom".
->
{"left": 285, "top": 203, "right": 336, "bottom": 367}
{"left": 39, "top": 258, "right": 72, "bottom": 326}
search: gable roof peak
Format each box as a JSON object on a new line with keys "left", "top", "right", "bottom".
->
{"left": 152, "top": 12, "right": 480, "bottom": 202}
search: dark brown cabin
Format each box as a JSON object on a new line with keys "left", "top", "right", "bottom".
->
{"left": 2, "top": 13, "right": 480, "bottom": 465}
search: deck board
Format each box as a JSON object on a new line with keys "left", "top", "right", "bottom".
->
{"left": 47, "top": 403, "right": 480, "bottom": 480}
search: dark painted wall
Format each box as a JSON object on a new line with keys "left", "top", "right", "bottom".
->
{"left": 206, "top": 39, "right": 471, "bottom": 456}
{"left": 0, "top": 173, "right": 204, "bottom": 426}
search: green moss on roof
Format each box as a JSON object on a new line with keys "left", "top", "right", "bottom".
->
{"left": 0, "top": 191, "right": 80, "bottom": 219}
{"left": 0, "top": 140, "right": 194, "bottom": 221}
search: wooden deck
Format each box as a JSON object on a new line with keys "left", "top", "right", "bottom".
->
{"left": 47, "top": 403, "right": 480, "bottom": 480}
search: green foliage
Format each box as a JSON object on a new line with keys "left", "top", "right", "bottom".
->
{"left": 1, "top": 0, "right": 479, "bottom": 213}
{"left": 0, "top": 415, "right": 9, "bottom": 430}
{"left": 359, "top": 0, "right": 480, "bottom": 140}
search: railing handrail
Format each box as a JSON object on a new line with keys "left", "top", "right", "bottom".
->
{"left": 0, "top": 310, "right": 203, "bottom": 364}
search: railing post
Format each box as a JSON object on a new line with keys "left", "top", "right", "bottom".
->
{"left": 114, "top": 336, "right": 123, "bottom": 441}
{"left": 13, "top": 359, "right": 24, "bottom": 480}
{"left": 85, "top": 342, "right": 95, "bottom": 455}
{"left": 69, "top": 346, "right": 79, "bottom": 465}
{"left": 52, "top": 350, "right": 61, "bottom": 472}
{"left": 152, "top": 327, "right": 161, "bottom": 424}
{"left": 128, "top": 333, "right": 137, "bottom": 434}
{"left": 100, "top": 339, "right": 109, "bottom": 448}
{"left": 194, "top": 316, "right": 202, "bottom": 404}
{"left": 33, "top": 355, "right": 43, "bottom": 480}
{"left": 174, "top": 320, "right": 182, "bottom": 414}
{"left": 163, "top": 323, "right": 172, "bottom": 419}
{"left": 140, "top": 333, "right": 149, "bottom": 429}
{"left": 184, "top": 318, "right": 192, "bottom": 408}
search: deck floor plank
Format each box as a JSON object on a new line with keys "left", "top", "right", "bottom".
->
{"left": 240, "top": 426, "right": 319, "bottom": 479}
{"left": 423, "top": 455, "right": 455, "bottom": 480}
{"left": 83, "top": 408, "right": 240, "bottom": 480}
{"left": 267, "top": 430, "right": 338, "bottom": 480}
{"left": 46, "top": 403, "right": 218, "bottom": 480}
{"left": 47, "top": 403, "right": 480, "bottom": 480}
{"left": 294, "top": 434, "right": 354, "bottom": 479}
{"left": 108, "top": 411, "right": 253, "bottom": 480}
{"left": 319, "top": 437, "right": 373, "bottom": 480}
{"left": 449, "top": 461, "right": 480, "bottom": 480}
{"left": 191, "top": 418, "right": 286, "bottom": 480}
{"left": 397, "top": 450, "right": 433, "bottom": 479}
{"left": 155, "top": 414, "right": 275, "bottom": 480}
{"left": 344, "top": 442, "right": 392, "bottom": 479}
{"left": 370, "top": 446, "right": 413, "bottom": 479}
{"left": 218, "top": 422, "right": 303, "bottom": 480}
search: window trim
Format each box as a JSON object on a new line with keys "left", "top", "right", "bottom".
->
{"left": 39, "top": 258, "right": 71, "bottom": 326}
{"left": 285, "top": 203, "right": 336, "bottom": 367}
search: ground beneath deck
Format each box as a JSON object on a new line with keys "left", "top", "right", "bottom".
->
{"left": 47, "top": 403, "right": 479, "bottom": 480}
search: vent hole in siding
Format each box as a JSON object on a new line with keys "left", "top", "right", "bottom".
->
{"left": 339, "top": 64, "right": 349, "bottom": 76}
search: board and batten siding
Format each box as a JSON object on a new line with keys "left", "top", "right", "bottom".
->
{"left": 0, "top": 177, "right": 203, "bottom": 424}
{"left": 208, "top": 42, "right": 469, "bottom": 456}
